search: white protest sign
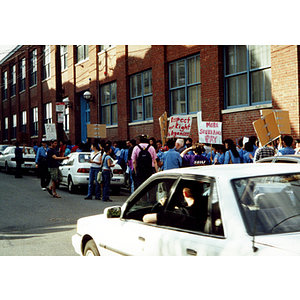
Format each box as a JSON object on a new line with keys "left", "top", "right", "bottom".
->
{"left": 45, "top": 123, "right": 57, "bottom": 140}
{"left": 198, "top": 121, "right": 222, "bottom": 144}
{"left": 167, "top": 115, "right": 192, "bottom": 138}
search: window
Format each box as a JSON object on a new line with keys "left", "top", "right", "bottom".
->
{"left": 99, "top": 45, "right": 113, "bottom": 52}
{"left": 169, "top": 55, "right": 201, "bottom": 115}
{"left": 11, "top": 114, "right": 17, "bottom": 139}
{"left": 32, "top": 107, "right": 38, "bottom": 136}
{"left": 11, "top": 65, "right": 16, "bottom": 97}
{"left": 43, "top": 45, "right": 51, "bottom": 80}
{"left": 4, "top": 117, "right": 8, "bottom": 140}
{"left": 60, "top": 45, "right": 68, "bottom": 71}
{"left": 76, "top": 45, "right": 89, "bottom": 63}
{"left": 100, "top": 82, "right": 117, "bottom": 125}
{"left": 44, "top": 103, "right": 52, "bottom": 134}
{"left": 224, "top": 45, "right": 271, "bottom": 108}
{"left": 63, "top": 98, "right": 69, "bottom": 132}
{"left": 19, "top": 58, "right": 26, "bottom": 92}
{"left": 130, "top": 70, "right": 152, "bottom": 121}
{"left": 21, "top": 110, "right": 27, "bottom": 133}
{"left": 2, "top": 71, "right": 7, "bottom": 100}
{"left": 30, "top": 49, "right": 37, "bottom": 87}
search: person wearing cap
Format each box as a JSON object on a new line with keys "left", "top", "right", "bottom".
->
{"left": 35, "top": 138, "right": 50, "bottom": 191}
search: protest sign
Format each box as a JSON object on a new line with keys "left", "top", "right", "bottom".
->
{"left": 198, "top": 121, "right": 222, "bottom": 144}
{"left": 260, "top": 109, "right": 291, "bottom": 135}
{"left": 87, "top": 124, "right": 106, "bottom": 138}
{"left": 45, "top": 123, "right": 57, "bottom": 141}
{"left": 167, "top": 115, "right": 192, "bottom": 138}
{"left": 253, "top": 112, "right": 280, "bottom": 146}
{"left": 159, "top": 112, "right": 168, "bottom": 146}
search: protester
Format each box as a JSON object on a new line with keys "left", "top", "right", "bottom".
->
{"left": 85, "top": 142, "right": 102, "bottom": 200}
{"left": 58, "top": 141, "right": 66, "bottom": 157}
{"left": 14, "top": 141, "right": 25, "bottom": 178}
{"left": 101, "top": 145, "right": 115, "bottom": 202}
{"left": 243, "top": 142, "right": 255, "bottom": 163}
{"left": 35, "top": 138, "right": 50, "bottom": 190}
{"left": 278, "top": 135, "right": 295, "bottom": 155}
{"left": 224, "top": 139, "right": 241, "bottom": 164}
{"left": 46, "top": 139, "right": 69, "bottom": 198}
{"left": 32, "top": 141, "right": 39, "bottom": 154}
{"left": 181, "top": 143, "right": 210, "bottom": 167}
{"left": 132, "top": 134, "right": 157, "bottom": 187}
{"left": 127, "top": 139, "right": 136, "bottom": 193}
{"left": 253, "top": 142, "right": 275, "bottom": 162}
{"left": 294, "top": 139, "right": 300, "bottom": 155}
{"left": 162, "top": 139, "right": 182, "bottom": 170}
{"left": 64, "top": 140, "right": 72, "bottom": 156}
{"left": 175, "top": 139, "right": 185, "bottom": 153}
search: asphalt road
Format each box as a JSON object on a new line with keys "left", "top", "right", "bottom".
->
{"left": 0, "top": 169, "right": 129, "bottom": 256}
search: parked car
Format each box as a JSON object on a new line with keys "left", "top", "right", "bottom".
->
{"left": 256, "top": 155, "right": 300, "bottom": 164}
{"left": 72, "top": 163, "right": 300, "bottom": 256}
{"left": 59, "top": 152, "right": 125, "bottom": 194}
{"left": 0, "top": 146, "right": 36, "bottom": 173}
{"left": 0, "top": 144, "right": 11, "bottom": 155}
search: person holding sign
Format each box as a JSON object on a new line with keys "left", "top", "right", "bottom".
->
{"left": 277, "top": 135, "right": 295, "bottom": 155}
{"left": 181, "top": 143, "right": 210, "bottom": 167}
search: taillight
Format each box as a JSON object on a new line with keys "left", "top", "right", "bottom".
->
{"left": 77, "top": 168, "right": 90, "bottom": 173}
{"left": 113, "top": 169, "right": 123, "bottom": 174}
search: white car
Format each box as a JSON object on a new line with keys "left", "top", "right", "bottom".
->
{"left": 0, "top": 146, "right": 36, "bottom": 173}
{"left": 59, "top": 152, "right": 125, "bottom": 194}
{"left": 72, "top": 163, "right": 300, "bottom": 256}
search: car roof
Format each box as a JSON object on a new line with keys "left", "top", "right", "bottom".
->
{"left": 159, "top": 163, "right": 300, "bottom": 179}
{"left": 257, "top": 155, "right": 300, "bottom": 163}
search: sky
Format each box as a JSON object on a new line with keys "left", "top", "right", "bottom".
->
{"left": 0, "top": 45, "right": 17, "bottom": 62}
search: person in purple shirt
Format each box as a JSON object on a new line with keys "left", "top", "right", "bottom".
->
{"left": 181, "top": 143, "right": 210, "bottom": 167}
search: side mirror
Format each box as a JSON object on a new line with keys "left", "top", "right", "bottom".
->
{"left": 104, "top": 206, "right": 121, "bottom": 218}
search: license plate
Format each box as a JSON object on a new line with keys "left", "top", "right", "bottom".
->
{"left": 24, "top": 164, "right": 31, "bottom": 168}
{"left": 111, "top": 179, "right": 120, "bottom": 181}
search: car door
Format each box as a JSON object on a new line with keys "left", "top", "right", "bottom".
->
{"left": 60, "top": 154, "right": 75, "bottom": 184}
{"left": 100, "top": 175, "right": 180, "bottom": 256}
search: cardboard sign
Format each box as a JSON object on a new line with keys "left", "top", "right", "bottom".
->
{"left": 167, "top": 115, "right": 192, "bottom": 138}
{"left": 253, "top": 113, "right": 280, "bottom": 146}
{"left": 87, "top": 124, "right": 106, "bottom": 138}
{"left": 159, "top": 112, "right": 168, "bottom": 146}
{"left": 45, "top": 123, "right": 57, "bottom": 141}
{"left": 260, "top": 109, "right": 291, "bottom": 134}
{"left": 198, "top": 121, "right": 222, "bottom": 144}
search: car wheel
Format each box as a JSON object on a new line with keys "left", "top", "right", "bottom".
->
{"left": 5, "top": 162, "right": 10, "bottom": 174}
{"left": 84, "top": 240, "right": 100, "bottom": 256}
{"left": 68, "top": 177, "right": 76, "bottom": 193}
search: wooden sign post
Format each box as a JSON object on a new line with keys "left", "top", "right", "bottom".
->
{"left": 159, "top": 112, "right": 168, "bottom": 146}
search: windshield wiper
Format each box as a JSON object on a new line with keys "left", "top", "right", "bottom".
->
{"left": 270, "top": 213, "right": 300, "bottom": 233}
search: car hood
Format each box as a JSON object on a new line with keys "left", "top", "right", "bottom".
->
{"left": 255, "top": 232, "right": 300, "bottom": 255}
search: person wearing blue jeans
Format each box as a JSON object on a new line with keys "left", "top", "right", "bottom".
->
{"left": 85, "top": 143, "right": 102, "bottom": 200}
{"left": 102, "top": 145, "right": 115, "bottom": 202}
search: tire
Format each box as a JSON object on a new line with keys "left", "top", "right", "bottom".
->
{"left": 84, "top": 240, "right": 100, "bottom": 256}
{"left": 68, "top": 177, "right": 76, "bottom": 193}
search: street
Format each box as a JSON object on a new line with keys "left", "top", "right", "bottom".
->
{"left": 0, "top": 169, "right": 129, "bottom": 255}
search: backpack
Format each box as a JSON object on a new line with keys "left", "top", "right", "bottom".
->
{"left": 136, "top": 144, "right": 153, "bottom": 177}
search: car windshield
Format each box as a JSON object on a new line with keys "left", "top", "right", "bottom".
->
{"left": 78, "top": 154, "right": 91, "bottom": 163}
{"left": 232, "top": 173, "right": 300, "bottom": 235}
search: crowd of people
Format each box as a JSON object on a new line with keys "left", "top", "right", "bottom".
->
{"left": 21, "top": 133, "right": 300, "bottom": 200}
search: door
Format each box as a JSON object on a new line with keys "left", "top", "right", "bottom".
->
{"left": 80, "top": 92, "right": 90, "bottom": 143}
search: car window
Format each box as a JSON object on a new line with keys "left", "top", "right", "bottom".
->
{"left": 79, "top": 154, "right": 91, "bottom": 163}
{"left": 124, "top": 178, "right": 177, "bottom": 221}
{"left": 233, "top": 174, "right": 300, "bottom": 235}
{"left": 159, "top": 178, "right": 224, "bottom": 236}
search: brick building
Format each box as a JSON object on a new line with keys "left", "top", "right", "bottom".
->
{"left": 0, "top": 45, "right": 299, "bottom": 146}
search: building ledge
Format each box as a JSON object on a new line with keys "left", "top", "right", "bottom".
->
{"left": 221, "top": 103, "right": 272, "bottom": 114}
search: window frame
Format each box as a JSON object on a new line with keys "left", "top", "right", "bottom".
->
{"left": 11, "top": 114, "right": 17, "bottom": 140}
{"left": 224, "top": 45, "right": 272, "bottom": 109}
{"left": 100, "top": 81, "right": 117, "bottom": 126}
{"left": 43, "top": 45, "right": 51, "bottom": 80}
{"left": 11, "top": 65, "right": 16, "bottom": 97}
{"left": 29, "top": 49, "right": 37, "bottom": 87}
{"left": 21, "top": 110, "right": 27, "bottom": 133}
{"left": 60, "top": 45, "right": 68, "bottom": 71}
{"left": 31, "top": 107, "right": 38, "bottom": 136}
{"left": 2, "top": 70, "right": 7, "bottom": 100}
{"left": 4, "top": 117, "right": 8, "bottom": 141}
{"left": 130, "top": 69, "right": 153, "bottom": 122}
{"left": 19, "top": 58, "right": 26, "bottom": 92}
{"left": 169, "top": 54, "right": 201, "bottom": 116}
{"left": 76, "top": 45, "right": 89, "bottom": 63}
